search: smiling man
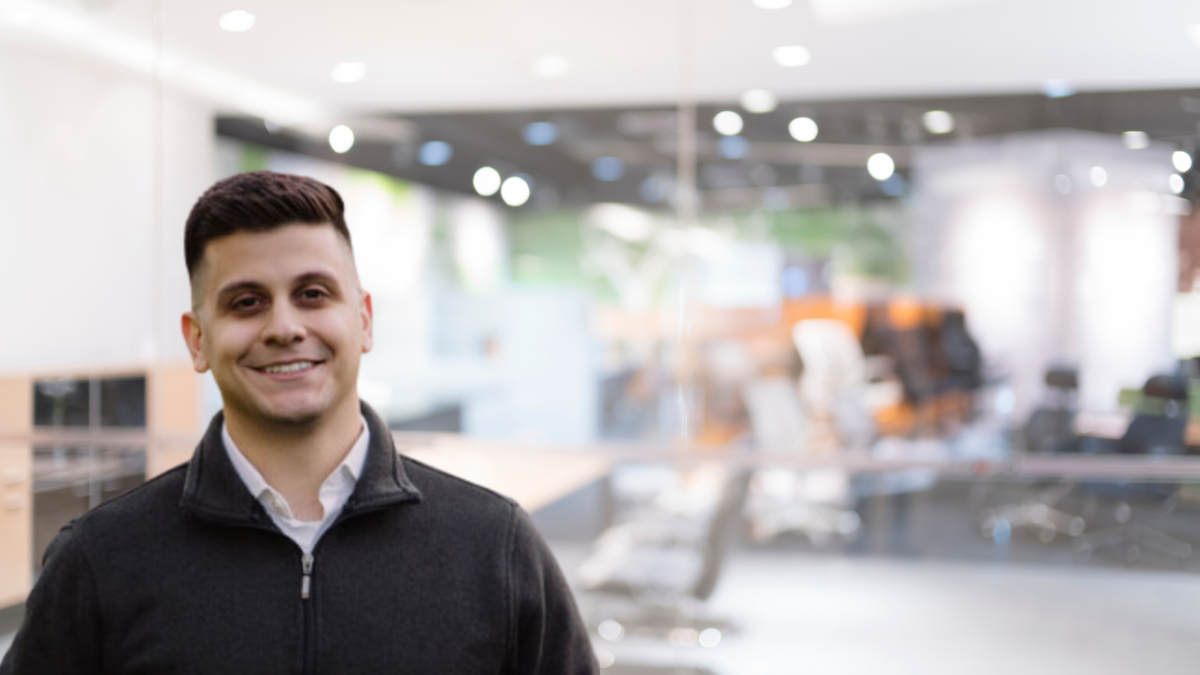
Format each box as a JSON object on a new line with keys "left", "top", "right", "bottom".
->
{"left": 1, "top": 172, "right": 598, "bottom": 674}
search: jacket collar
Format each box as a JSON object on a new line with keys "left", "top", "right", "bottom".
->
{"left": 180, "top": 402, "right": 422, "bottom": 525}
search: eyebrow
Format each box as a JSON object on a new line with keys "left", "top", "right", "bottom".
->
{"left": 214, "top": 271, "right": 343, "bottom": 306}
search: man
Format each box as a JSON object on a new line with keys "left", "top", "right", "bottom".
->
{"left": 2, "top": 171, "right": 598, "bottom": 674}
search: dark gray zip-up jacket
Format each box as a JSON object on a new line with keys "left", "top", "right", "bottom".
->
{"left": 1, "top": 403, "right": 598, "bottom": 674}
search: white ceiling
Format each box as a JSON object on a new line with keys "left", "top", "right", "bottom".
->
{"left": 13, "top": 0, "right": 1200, "bottom": 115}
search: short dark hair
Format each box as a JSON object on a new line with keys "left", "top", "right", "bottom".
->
{"left": 184, "top": 171, "right": 352, "bottom": 279}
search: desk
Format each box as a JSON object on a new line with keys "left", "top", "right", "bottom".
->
{"left": 394, "top": 432, "right": 1200, "bottom": 493}
{"left": 395, "top": 433, "right": 613, "bottom": 512}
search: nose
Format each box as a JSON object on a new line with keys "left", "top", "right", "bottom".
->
{"left": 262, "top": 300, "right": 306, "bottom": 346}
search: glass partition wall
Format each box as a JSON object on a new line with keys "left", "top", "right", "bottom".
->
{"left": 30, "top": 376, "right": 147, "bottom": 573}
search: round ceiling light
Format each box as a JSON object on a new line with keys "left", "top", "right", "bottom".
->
{"left": 718, "top": 136, "right": 749, "bottom": 159}
{"left": 474, "top": 167, "right": 502, "bottom": 196}
{"left": 740, "top": 89, "right": 778, "bottom": 114}
{"left": 922, "top": 110, "right": 954, "bottom": 134}
{"left": 592, "top": 157, "right": 625, "bottom": 182}
{"left": 419, "top": 141, "right": 453, "bottom": 166}
{"left": 789, "top": 117, "right": 818, "bottom": 142}
{"left": 1122, "top": 131, "right": 1150, "bottom": 150}
{"left": 329, "top": 125, "right": 354, "bottom": 154}
{"left": 772, "top": 45, "right": 811, "bottom": 67}
{"left": 532, "top": 55, "right": 570, "bottom": 79}
{"left": 501, "top": 176, "right": 531, "bottom": 207}
{"left": 523, "top": 122, "right": 559, "bottom": 146}
{"left": 331, "top": 62, "right": 367, "bottom": 84}
{"left": 219, "top": 10, "right": 256, "bottom": 32}
{"left": 1173, "top": 150, "right": 1193, "bottom": 173}
{"left": 1170, "top": 173, "right": 1185, "bottom": 195}
{"left": 867, "top": 153, "right": 895, "bottom": 181}
{"left": 713, "top": 111, "right": 744, "bottom": 136}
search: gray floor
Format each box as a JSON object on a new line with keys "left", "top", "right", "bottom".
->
{"left": 6, "top": 475, "right": 1198, "bottom": 671}
{"left": 7, "top": 551, "right": 1195, "bottom": 672}
{"left": 569, "top": 547, "right": 1200, "bottom": 675}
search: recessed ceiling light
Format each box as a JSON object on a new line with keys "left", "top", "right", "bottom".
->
{"left": 1170, "top": 173, "right": 1185, "bottom": 194}
{"left": 922, "top": 110, "right": 954, "bottom": 134}
{"left": 329, "top": 125, "right": 354, "bottom": 153}
{"left": 1054, "top": 174, "right": 1072, "bottom": 195}
{"left": 740, "top": 89, "right": 778, "bottom": 114}
{"left": 713, "top": 111, "right": 744, "bottom": 136}
{"left": 752, "top": 0, "right": 793, "bottom": 8}
{"left": 1090, "top": 166, "right": 1107, "bottom": 187}
{"left": 532, "top": 55, "right": 570, "bottom": 79}
{"left": 331, "top": 62, "right": 366, "bottom": 84}
{"left": 419, "top": 141, "right": 453, "bottom": 166}
{"left": 867, "top": 153, "right": 894, "bottom": 180}
{"left": 219, "top": 10, "right": 255, "bottom": 32}
{"left": 641, "top": 176, "right": 670, "bottom": 203}
{"left": 772, "top": 45, "right": 810, "bottom": 67}
{"left": 523, "top": 122, "right": 559, "bottom": 146}
{"left": 1174, "top": 150, "right": 1193, "bottom": 173}
{"left": 474, "top": 167, "right": 502, "bottom": 196}
{"left": 789, "top": 117, "right": 818, "bottom": 142}
{"left": 1188, "top": 25, "right": 1200, "bottom": 49}
{"left": 501, "top": 176, "right": 531, "bottom": 206}
{"left": 592, "top": 156, "right": 625, "bottom": 181}
{"left": 718, "top": 136, "right": 749, "bottom": 159}
{"left": 1122, "top": 131, "right": 1149, "bottom": 150}
{"left": 1042, "top": 79, "right": 1074, "bottom": 98}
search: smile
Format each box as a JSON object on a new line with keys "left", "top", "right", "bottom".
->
{"left": 257, "top": 361, "right": 319, "bottom": 375}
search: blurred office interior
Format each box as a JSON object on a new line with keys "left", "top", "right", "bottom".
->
{"left": 4, "top": 0, "right": 1200, "bottom": 672}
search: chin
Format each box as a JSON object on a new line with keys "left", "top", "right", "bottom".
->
{"left": 253, "top": 396, "right": 334, "bottom": 426}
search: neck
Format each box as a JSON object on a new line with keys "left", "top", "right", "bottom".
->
{"left": 223, "top": 399, "right": 363, "bottom": 521}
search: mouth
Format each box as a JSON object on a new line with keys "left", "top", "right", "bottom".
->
{"left": 252, "top": 360, "right": 322, "bottom": 376}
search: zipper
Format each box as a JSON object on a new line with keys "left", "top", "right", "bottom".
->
{"left": 301, "top": 551, "right": 316, "bottom": 675}
{"left": 301, "top": 553, "right": 314, "bottom": 599}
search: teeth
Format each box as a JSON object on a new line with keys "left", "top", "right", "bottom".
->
{"left": 262, "top": 362, "right": 315, "bottom": 375}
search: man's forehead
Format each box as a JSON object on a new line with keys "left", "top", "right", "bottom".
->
{"left": 191, "top": 224, "right": 356, "bottom": 298}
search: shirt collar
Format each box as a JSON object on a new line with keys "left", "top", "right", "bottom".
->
{"left": 221, "top": 416, "right": 371, "bottom": 505}
{"left": 181, "top": 402, "right": 422, "bottom": 525}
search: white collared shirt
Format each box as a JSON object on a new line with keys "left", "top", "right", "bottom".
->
{"left": 222, "top": 418, "right": 370, "bottom": 555}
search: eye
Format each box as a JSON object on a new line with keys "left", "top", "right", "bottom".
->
{"left": 231, "top": 296, "right": 263, "bottom": 311}
{"left": 299, "top": 287, "right": 330, "bottom": 302}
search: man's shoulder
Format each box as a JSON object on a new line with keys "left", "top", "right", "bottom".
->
{"left": 73, "top": 463, "right": 189, "bottom": 533}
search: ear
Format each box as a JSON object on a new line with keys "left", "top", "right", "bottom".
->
{"left": 359, "top": 290, "right": 374, "bottom": 354}
{"left": 181, "top": 311, "right": 210, "bottom": 373}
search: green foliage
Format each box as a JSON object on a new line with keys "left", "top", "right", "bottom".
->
{"left": 506, "top": 206, "right": 909, "bottom": 292}
{"left": 347, "top": 168, "right": 412, "bottom": 203}
{"left": 766, "top": 207, "right": 907, "bottom": 282}
{"left": 239, "top": 145, "right": 269, "bottom": 173}
{"left": 508, "top": 211, "right": 588, "bottom": 286}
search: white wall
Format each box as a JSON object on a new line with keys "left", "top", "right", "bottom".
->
{"left": 0, "top": 43, "right": 213, "bottom": 375}
{"left": 914, "top": 130, "right": 1180, "bottom": 418}
{"left": 464, "top": 288, "right": 598, "bottom": 444}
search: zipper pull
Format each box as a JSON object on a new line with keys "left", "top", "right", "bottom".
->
{"left": 301, "top": 553, "right": 314, "bottom": 599}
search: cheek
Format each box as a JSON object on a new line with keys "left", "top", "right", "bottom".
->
{"left": 205, "top": 323, "right": 258, "bottom": 362}
{"left": 312, "top": 311, "right": 362, "bottom": 353}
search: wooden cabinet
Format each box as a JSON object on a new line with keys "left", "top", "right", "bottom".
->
{"left": 0, "top": 376, "right": 32, "bottom": 607}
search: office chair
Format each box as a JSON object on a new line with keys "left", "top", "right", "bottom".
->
{"left": 577, "top": 468, "right": 752, "bottom": 640}
{"left": 792, "top": 318, "right": 884, "bottom": 452}
{"left": 977, "top": 368, "right": 1087, "bottom": 544}
{"left": 936, "top": 309, "right": 983, "bottom": 392}
{"left": 1074, "top": 373, "right": 1193, "bottom": 564}
{"left": 1023, "top": 367, "right": 1080, "bottom": 454}
{"left": 741, "top": 375, "right": 861, "bottom": 546}
{"left": 1116, "top": 374, "right": 1188, "bottom": 456}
